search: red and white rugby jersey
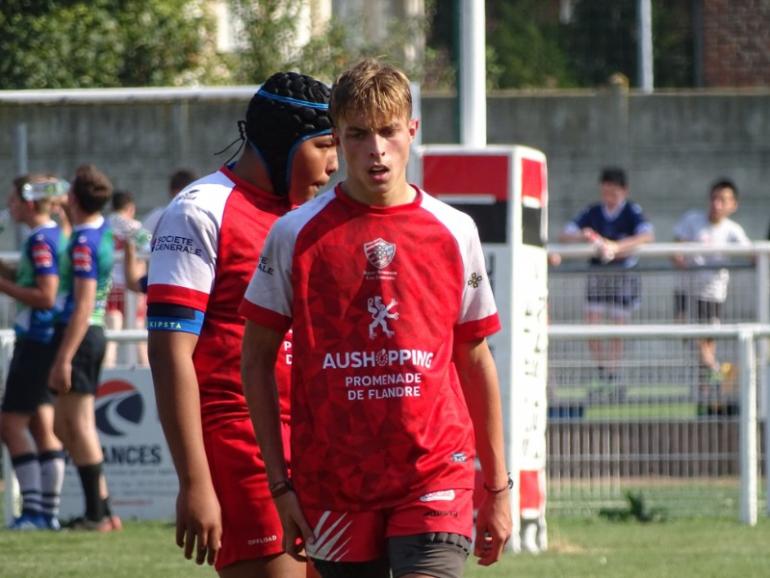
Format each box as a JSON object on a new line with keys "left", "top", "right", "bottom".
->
{"left": 147, "top": 166, "right": 294, "bottom": 429}
{"left": 239, "top": 185, "right": 501, "bottom": 512}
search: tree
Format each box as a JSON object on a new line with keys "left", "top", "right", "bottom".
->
{"left": 228, "top": 0, "right": 431, "bottom": 86}
{"left": 486, "top": 0, "right": 575, "bottom": 89}
{"left": 0, "top": 0, "right": 212, "bottom": 89}
{"left": 564, "top": 0, "right": 694, "bottom": 88}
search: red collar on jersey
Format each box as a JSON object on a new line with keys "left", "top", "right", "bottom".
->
{"left": 334, "top": 183, "right": 423, "bottom": 214}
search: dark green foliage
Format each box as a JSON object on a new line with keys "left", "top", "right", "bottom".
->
{"left": 0, "top": 0, "right": 210, "bottom": 88}
{"left": 563, "top": 0, "right": 694, "bottom": 88}
{"left": 486, "top": 0, "right": 575, "bottom": 89}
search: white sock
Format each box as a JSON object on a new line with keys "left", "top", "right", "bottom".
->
{"left": 39, "top": 450, "right": 66, "bottom": 518}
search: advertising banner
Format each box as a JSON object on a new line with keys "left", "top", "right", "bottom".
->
{"left": 58, "top": 368, "right": 177, "bottom": 521}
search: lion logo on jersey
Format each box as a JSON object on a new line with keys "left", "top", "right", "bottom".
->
{"left": 363, "top": 238, "right": 396, "bottom": 270}
{"left": 368, "top": 296, "right": 399, "bottom": 339}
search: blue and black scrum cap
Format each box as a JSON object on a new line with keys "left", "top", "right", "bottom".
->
{"left": 246, "top": 72, "right": 333, "bottom": 197}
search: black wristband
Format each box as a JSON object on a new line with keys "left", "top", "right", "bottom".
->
{"left": 269, "top": 479, "right": 293, "bottom": 498}
{"left": 483, "top": 473, "right": 513, "bottom": 493}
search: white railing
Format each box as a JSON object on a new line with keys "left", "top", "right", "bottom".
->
{"left": 548, "top": 323, "right": 770, "bottom": 525}
{"left": 547, "top": 241, "right": 770, "bottom": 326}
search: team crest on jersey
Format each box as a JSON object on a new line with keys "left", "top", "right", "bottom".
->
{"left": 73, "top": 245, "right": 92, "bottom": 272}
{"left": 31, "top": 242, "right": 53, "bottom": 268}
{"left": 364, "top": 238, "right": 396, "bottom": 270}
{"left": 367, "top": 296, "right": 399, "bottom": 339}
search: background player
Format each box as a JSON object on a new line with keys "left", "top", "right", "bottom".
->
{"left": 141, "top": 168, "right": 198, "bottom": 235}
{"left": 105, "top": 189, "right": 147, "bottom": 367}
{"left": 49, "top": 164, "right": 120, "bottom": 531}
{"left": 0, "top": 174, "right": 67, "bottom": 530}
{"left": 147, "top": 72, "right": 337, "bottom": 577}
{"left": 240, "top": 58, "right": 512, "bottom": 578}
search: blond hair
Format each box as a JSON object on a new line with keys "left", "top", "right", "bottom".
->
{"left": 330, "top": 58, "right": 412, "bottom": 127}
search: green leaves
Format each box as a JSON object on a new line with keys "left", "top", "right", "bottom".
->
{"left": 0, "top": 0, "right": 210, "bottom": 89}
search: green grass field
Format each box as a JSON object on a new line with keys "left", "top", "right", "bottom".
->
{"left": 2, "top": 512, "right": 770, "bottom": 577}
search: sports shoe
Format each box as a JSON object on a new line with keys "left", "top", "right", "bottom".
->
{"left": 64, "top": 516, "right": 114, "bottom": 532}
{"left": 43, "top": 515, "right": 61, "bottom": 531}
{"left": 109, "top": 514, "right": 123, "bottom": 531}
{"left": 9, "top": 512, "right": 47, "bottom": 531}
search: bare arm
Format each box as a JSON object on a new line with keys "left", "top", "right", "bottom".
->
{"left": 558, "top": 227, "right": 594, "bottom": 243}
{"left": 148, "top": 329, "right": 220, "bottom": 566}
{"left": 611, "top": 230, "right": 654, "bottom": 256}
{"left": 241, "top": 320, "right": 314, "bottom": 559}
{"left": 123, "top": 239, "right": 146, "bottom": 293}
{"left": 0, "top": 273, "right": 57, "bottom": 309}
{"left": 48, "top": 277, "right": 95, "bottom": 394}
{"left": 0, "top": 260, "right": 16, "bottom": 281}
{"left": 454, "top": 337, "right": 512, "bottom": 566}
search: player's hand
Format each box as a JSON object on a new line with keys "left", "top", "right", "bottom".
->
{"left": 176, "top": 483, "right": 222, "bottom": 566}
{"left": 275, "top": 490, "right": 315, "bottom": 561}
{"left": 474, "top": 489, "right": 512, "bottom": 566}
{"left": 48, "top": 359, "right": 72, "bottom": 394}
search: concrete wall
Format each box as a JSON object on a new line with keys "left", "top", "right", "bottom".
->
{"left": 422, "top": 86, "right": 770, "bottom": 242}
{"left": 2, "top": 86, "right": 769, "bottom": 249}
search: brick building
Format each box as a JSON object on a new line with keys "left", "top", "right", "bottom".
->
{"left": 698, "top": 0, "right": 770, "bottom": 87}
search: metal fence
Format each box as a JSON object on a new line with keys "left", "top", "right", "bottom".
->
{"left": 546, "top": 242, "right": 770, "bottom": 522}
{"left": 2, "top": 242, "right": 770, "bottom": 524}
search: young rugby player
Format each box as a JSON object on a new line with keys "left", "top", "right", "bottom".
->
{"left": 147, "top": 72, "right": 337, "bottom": 577}
{"left": 240, "top": 58, "right": 512, "bottom": 578}
{"left": 48, "top": 164, "right": 120, "bottom": 531}
{"left": 0, "top": 175, "right": 67, "bottom": 530}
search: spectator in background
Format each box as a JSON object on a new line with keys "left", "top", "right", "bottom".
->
{"left": 672, "top": 178, "right": 750, "bottom": 414}
{"left": 105, "top": 190, "right": 147, "bottom": 367}
{"left": 559, "top": 167, "right": 654, "bottom": 399}
{"left": 142, "top": 168, "right": 198, "bottom": 235}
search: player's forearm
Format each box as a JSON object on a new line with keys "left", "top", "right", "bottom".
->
{"left": 54, "top": 300, "right": 92, "bottom": 364}
{"left": 0, "top": 278, "right": 56, "bottom": 309}
{"left": 148, "top": 334, "right": 212, "bottom": 488}
{"left": 0, "top": 260, "right": 16, "bottom": 281}
{"left": 468, "top": 383, "right": 508, "bottom": 489}
{"left": 243, "top": 362, "right": 289, "bottom": 484}
{"left": 124, "top": 242, "right": 146, "bottom": 292}
{"left": 455, "top": 339, "right": 509, "bottom": 488}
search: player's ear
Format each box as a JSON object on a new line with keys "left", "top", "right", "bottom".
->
{"left": 407, "top": 119, "right": 419, "bottom": 141}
